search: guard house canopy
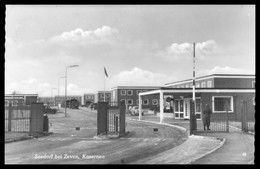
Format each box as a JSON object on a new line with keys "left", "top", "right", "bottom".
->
{"left": 138, "top": 87, "right": 255, "bottom": 123}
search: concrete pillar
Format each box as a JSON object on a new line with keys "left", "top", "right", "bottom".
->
{"left": 160, "top": 91, "right": 164, "bottom": 123}
{"left": 138, "top": 94, "right": 142, "bottom": 121}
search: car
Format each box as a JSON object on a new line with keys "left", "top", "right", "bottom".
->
{"left": 130, "top": 106, "right": 144, "bottom": 116}
{"left": 44, "top": 106, "right": 57, "bottom": 114}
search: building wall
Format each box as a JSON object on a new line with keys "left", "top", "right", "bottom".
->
{"left": 5, "top": 94, "right": 38, "bottom": 106}
{"left": 167, "top": 77, "right": 215, "bottom": 88}
{"left": 214, "top": 78, "right": 255, "bottom": 88}
{"left": 200, "top": 92, "right": 255, "bottom": 121}
{"left": 115, "top": 88, "right": 160, "bottom": 109}
{"left": 94, "top": 91, "right": 111, "bottom": 103}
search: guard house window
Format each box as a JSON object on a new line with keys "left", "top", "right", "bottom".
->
{"left": 143, "top": 99, "right": 149, "bottom": 105}
{"left": 152, "top": 99, "right": 158, "bottom": 105}
{"left": 212, "top": 96, "right": 233, "bottom": 113}
{"left": 127, "top": 99, "right": 133, "bottom": 105}
{"left": 180, "top": 100, "right": 183, "bottom": 112}
{"left": 136, "top": 90, "right": 142, "bottom": 95}
{"left": 207, "top": 81, "right": 212, "bottom": 88}
{"left": 201, "top": 82, "right": 206, "bottom": 88}
{"left": 121, "top": 90, "right": 126, "bottom": 95}
{"left": 127, "top": 90, "right": 133, "bottom": 96}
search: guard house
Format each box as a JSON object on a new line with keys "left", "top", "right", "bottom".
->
{"left": 138, "top": 74, "right": 255, "bottom": 123}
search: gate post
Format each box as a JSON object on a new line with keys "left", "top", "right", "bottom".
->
{"left": 8, "top": 103, "right": 12, "bottom": 132}
{"left": 119, "top": 101, "right": 126, "bottom": 136}
{"left": 226, "top": 101, "right": 229, "bottom": 132}
{"left": 190, "top": 100, "right": 196, "bottom": 135}
{"left": 97, "top": 102, "right": 108, "bottom": 135}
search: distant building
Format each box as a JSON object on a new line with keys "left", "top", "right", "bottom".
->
{"left": 5, "top": 94, "right": 38, "bottom": 106}
{"left": 94, "top": 91, "right": 111, "bottom": 103}
{"left": 55, "top": 95, "right": 82, "bottom": 106}
{"left": 83, "top": 93, "right": 95, "bottom": 106}
{"left": 38, "top": 97, "right": 55, "bottom": 106}
{"left": 110, "top": 86, "right": 161, "bottom": 109}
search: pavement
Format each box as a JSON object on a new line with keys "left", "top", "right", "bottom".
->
{"left": 5, "top": 108, "right": 255, "bottom": 164}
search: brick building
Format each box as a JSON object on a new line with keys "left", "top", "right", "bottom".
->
{"left": 83, "top": 93, "right": 95, "bottom": 106}
{"left": 110, "top": 86, "right": 161, "bottom": 109}
{"left": 94, "top": 91, "right": 112, "bottom": 103}
{"left": 5, "top": 94, "right": 38, "bottom": 106}
{"left": 139, "top": 74, "right": 255, "bottom": 122}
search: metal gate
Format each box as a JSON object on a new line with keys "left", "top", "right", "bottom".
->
{"left": 5, "top": 102, "right": 45, "bottom": 135}
{"left": 97, "top": 101, "right": 126, "bottom": 136}
{"left": 191, "top": 100, "right": 230, "bottom": 134}
{"left": 240, "top": 100, "right": 255, "bottom": 133}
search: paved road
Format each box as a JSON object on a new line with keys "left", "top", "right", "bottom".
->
{"left": 5, "top": 107, "right": 188, "bottom": 164}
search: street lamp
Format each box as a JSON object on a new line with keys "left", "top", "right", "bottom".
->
{"left": 65, "top": 65, "right": 79, "bottom": 117}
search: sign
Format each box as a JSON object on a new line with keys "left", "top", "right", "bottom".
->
{"left": 166, "top": 97, "right": 174, "bottom": 102}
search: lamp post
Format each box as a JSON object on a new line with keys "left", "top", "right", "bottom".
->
{"left": 65, "top": 65, "right": 79, "bottom": 117}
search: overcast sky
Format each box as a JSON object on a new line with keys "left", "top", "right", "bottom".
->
{"left": 5, "top": 5, "right": 255, "bottom": 96}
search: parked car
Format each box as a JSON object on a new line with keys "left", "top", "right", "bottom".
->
{"left": 130, "top": 106, "right": 144, "bottom": 116}
{"left": 44, "top": 105, "right": 57, "bottom": 114}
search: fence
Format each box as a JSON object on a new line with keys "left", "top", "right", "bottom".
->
{"left": 5, "top": 102, "right": 45, "bottom": 135}
{"left": 195, "top": 100, "right": 229, "bottom": 133}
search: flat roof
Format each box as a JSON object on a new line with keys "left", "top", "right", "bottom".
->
{"left": 111, "top": 86, "right": 161, "bottom": 90}
{"left": 165, "top": 74, "right": 255, "bottom": 86}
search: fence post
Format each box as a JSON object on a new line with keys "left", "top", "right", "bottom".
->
{"left": 97, "top": 102, "right": 108, "bottom": 135}
{"left": 244, "top": 100, "right": 248, "bottom": 132}
{"left": 119, "top": 101, "right": 126, "bottom": 136}
{"left": 8, "top": 103, "right": 12, "bottom": 132}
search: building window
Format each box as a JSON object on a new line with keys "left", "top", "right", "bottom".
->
{"left": 101, "top": 94, "right": 104, "bottom": 98}
{"left": 152, "top": 99, "right": 158, "bottom": 105}
{"left": 121, "top": 99, "right": 126, "bottom": 104}
{"left": 212, "top": 96, "right": 233, "bottom": 113}
{"left": 180, "top": 100, "right": 183, "bottom": 112}
{"left": 106, "top": 94, "right": 110, "bottom": 98}
{"left": 136, "top": 90, "right": 142, "bottom": 95}
{"left": 252, "top": 81, "right": 255, "bottom": 88}
{"left": 127, "top": 90, "right": 133, "bottom": 96}
{"left": 121, "top": 90, "right": 126, "bottom": 95}
{"left": 127, "top": 99, "right": 133, "bottom": 105}
{"left": 143, "top": 99, "right": 149, "bottom": 105}
{"left": 175, "top": 100, "right": 179, "bottom": 112}
{"left": 185, "top": 84, "right": 189, "bottom": 88}
{"left": 177, "top": 86, "right": 180, "bottom": 88}
{"left": 201, "top": 82, "right": 206, "bottom": 88}
{"left": 5, "top": 100, "right": 9, "bottom": 106}
{"left": 207, "top": 81, "right": 212, "bottom": 88}
{"left": 196, "top": 83, "right": 200, "bottom": 88}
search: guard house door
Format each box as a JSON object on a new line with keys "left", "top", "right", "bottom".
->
{"left": 174, "top": 100, "right": 184, "bottom": 119}
{"left": 184, "top": 99, "right": 190, "bottom": 120}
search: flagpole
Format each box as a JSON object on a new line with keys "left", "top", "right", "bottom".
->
{"left": 104, "top": 66, "right": 106, "bottom": 102}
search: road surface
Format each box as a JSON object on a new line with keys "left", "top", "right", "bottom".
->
{"left": 5, "top": 107, "right": 188, "bottom": 164}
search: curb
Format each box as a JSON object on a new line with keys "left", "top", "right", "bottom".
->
{"left": 128, "top": 118, "right": 188, "bottom": 134}
{"left": 128, "top": 118, "right": 226, "bottom": 164}
{"left": 186, "top": 137, "right": 226, "bottom": 164}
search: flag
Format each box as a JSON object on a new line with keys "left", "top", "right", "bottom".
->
{"left": 104, "top": 67, "right": 108, "bottom": 78}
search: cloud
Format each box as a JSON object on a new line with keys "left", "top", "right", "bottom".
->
{"left": 20, "top": 78, "right": 37, "bottom": 84}
{"left": 112, "top": 67, "right": 176, "bottom": 86}
{"left": 198, "top": 66, "right": 253, "bottom": 76}
{"left": 156, "top": 40, "right": 217, "bottom": 61}
{"left": 50, "top": 26, "right": 119, "bottom": 45}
